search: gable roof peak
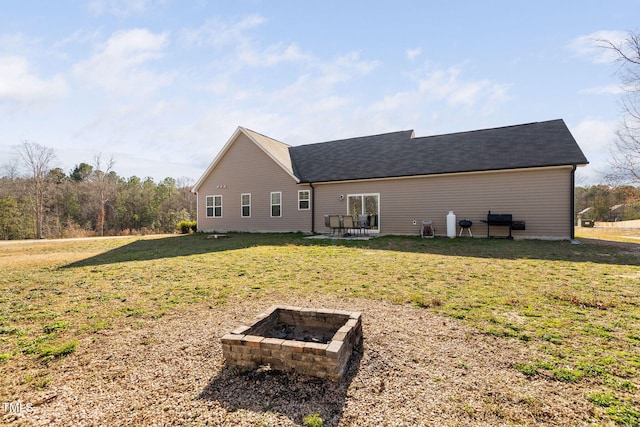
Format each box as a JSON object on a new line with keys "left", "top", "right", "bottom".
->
{"left": 239, "top": 126, "right": 290, "bottom": 145}
{"left": 192, "top": 126, "right": 297, "bottom": 192}
{"left": 239, "top": 127, "right": 295, "bottom": 180}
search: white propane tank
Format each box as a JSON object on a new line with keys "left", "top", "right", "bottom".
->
{"left": 446, "top": 211, "right": 456, "bottom": 238}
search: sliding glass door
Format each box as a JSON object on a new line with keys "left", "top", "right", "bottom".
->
{"left": 347, "top": 193, "right": 379, "bottom": 231}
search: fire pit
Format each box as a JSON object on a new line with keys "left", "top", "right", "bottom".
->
{"left": 221, "top": 305, "right": 362, "bottom": 381}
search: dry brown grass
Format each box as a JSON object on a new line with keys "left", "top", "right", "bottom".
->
{"left": 575, "top": 225, "right": 640, "bottom": 243}
{"left": 0, "top": 233, "right": 638, "bottom": 425}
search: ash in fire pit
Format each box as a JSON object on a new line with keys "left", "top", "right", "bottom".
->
{"left": 266, "top": 322, "right": 334, "bottom": 343}
{"left": 221, "top": 306, "right": 362, "bottom": 381}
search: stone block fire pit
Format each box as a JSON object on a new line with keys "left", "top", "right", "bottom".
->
{"left": 221, "top": 305, "right": 362, "bottom": 381}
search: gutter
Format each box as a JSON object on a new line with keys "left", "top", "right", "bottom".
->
{"left": 310, "top": 183, "right": 315, "bottom": 233}
{"left": 570, "top": 165, "right": 576, "bottom": 240}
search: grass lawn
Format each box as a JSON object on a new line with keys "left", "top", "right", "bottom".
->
{"left": 1, "top": 230, "right": 639, "bottom": 425}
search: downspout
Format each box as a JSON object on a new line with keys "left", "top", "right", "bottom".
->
{"left": 195, "top": 191, "right": 200, "bottom": 231}
{"left": 570, "top": 165, "right": 576, "bottom": 240}
{"left": 310, "top": 183, "right": 315, "bottom": 233}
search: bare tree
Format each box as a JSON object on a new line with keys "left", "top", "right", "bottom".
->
{"left": 93, "top": 154, "right": 116, "bottom": 236}
{"left": 16, "top": 141, "right": 56, "bottom": 239}
{"left": 1, "top": 158, "right": 20, "bottom": 180}
{"left": 597, "top": 31, "right": 640, "bottom": 184}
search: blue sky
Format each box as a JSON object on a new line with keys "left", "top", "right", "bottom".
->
{"left": 1, "top": 0, "right": 638, "bottom": 185}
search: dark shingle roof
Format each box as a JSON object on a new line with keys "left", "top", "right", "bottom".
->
{"left": 288, "top": 119, "right": 588, "bottom": 183}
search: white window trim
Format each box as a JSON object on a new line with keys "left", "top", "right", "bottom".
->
{"left": 206, "top": 195, "right": 213, "bottom": 218}
{"left": 206, "top": 195, "right": 222, "bottom": 218}
{"left": 298, "top": 190, "right": 310, "bottom": 210}
{"left": 270, "top": 191, "right": 282, "bottom": 217}
{"left": 347, "top": 193, "right": 380, "bottom": 233}
{"left": 241, "top": 193, "right": 251, "bottom": 218}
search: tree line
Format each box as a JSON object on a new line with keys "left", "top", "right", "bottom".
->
{"left": 3, "top": 28, "right": 640, "bottom": 240}
{"left": 575, "top": 184, "right": 640, "bottom": 222}
{"left": 0, "top": 142, "right": 196, "bottom": 240}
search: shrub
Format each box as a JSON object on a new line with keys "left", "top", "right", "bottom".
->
{"left": 177, "top": 220, "right": 197, "bottom": 234}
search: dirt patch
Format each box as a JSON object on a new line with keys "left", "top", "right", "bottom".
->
{"left": 3, "top": 295, "right": 601, "bottom": 426}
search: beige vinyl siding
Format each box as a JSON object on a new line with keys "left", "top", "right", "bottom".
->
{"left": 313, "top": 166, "right": 574, "bottom": 239}
{"left": 197, "top": 133, "right": 311, "bottom": 232}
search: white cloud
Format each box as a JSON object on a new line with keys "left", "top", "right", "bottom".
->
{"left": 53, "top": 29, "right": 103, "bottom": 50}
{"left": 362, "top": 65, "right": 512, "bottom": 138}
{"left": 416, "top": 66, "right": 510, "bottom": 108}
{"left": 73, "top": 29, "right": 172, "bottom": 95}
{"left": 0, "top": 33, "right": 42, "bottom": 54}
{"left": 181, "top": 15, "right": 311, "bottom": 68}
{"left": 571, "top": 118, "right": 617, "bottom": 183}
{"left": 580, "top": 84, "right": 626, "bottom": 95}
{"left": 571, "top": 118, "right": 616, "bottom": 154}
{"left": 406, "top": 47, "right": 421, "bottom": 61}
{"left": 568, "top": 30, "right": 628, "bottom": 64}
{"left": 89, "top": 0, "right": 165, "bottom": 17}
{"left": 244, "top": 51, "right": 377, "bottom": 120}
{"left": 238, "top": 42, "right": 311, "bottom": 67}
{"left": 179, "top": 15, "right": 266, "bottom": 49}
{"left": 314, "top": 51, "right": 379, "bottom": 87}
{"left": 0, "top": 55, "right": 68, "bottom": 106}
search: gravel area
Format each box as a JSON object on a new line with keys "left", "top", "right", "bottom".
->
{"left": 7, "top": 295, "right": 596, "bottom": 426}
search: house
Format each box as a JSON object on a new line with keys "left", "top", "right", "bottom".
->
{"left": 192, "top": 119, "right": 589, "bottom": 239}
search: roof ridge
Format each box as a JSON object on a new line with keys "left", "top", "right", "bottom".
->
{"left": 294, "top": 129, "right": 414, "bottom": 148}
{"left": 413, "top": 119, "right": 563, "bottom": 140}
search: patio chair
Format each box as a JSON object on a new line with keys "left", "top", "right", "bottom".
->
{"left": 421, "top": 220, "right": 435, "bottom": 238}
{"left": 358, "top": 214, "right": 369, "bottom": 235}
{"left": 329, "top": 215, "right": 342, "bottom": 236}
{"left": 369, "top": 214, "right": 378, "bottom": 230}
{"left": 342, "top": 215, "right": 355, "bottom": 236}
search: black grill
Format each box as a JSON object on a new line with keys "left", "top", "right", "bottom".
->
{"left": 486, "top": 213, "right": 512, "bottom": 225}
{"left": 482, "top": 211, "right": 525, "bottom": 239}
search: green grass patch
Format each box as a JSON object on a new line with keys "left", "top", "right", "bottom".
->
{"left": 606, "top": 405, "right": 640, "bottom": 426}
{"left": 38, "top": 340, "right": 78, "bottom": 360}
{"left": 303, "top": 412, "right": 324, "bottom": 427}
{"left": 514, "top": 362, "right": 538, "bottom": 377}
{"left": 78, "top": 319, "right": 111, "bottom": 334}
{"left": 553, "top": 367, "right": 584, "bottom": 382}
{"left": 43, "top": 320, "right": 71, "bottom": 334}
{"left": 588, "top": 391, "right": 618, "bottom": 407}
{"left": 0, "top": 232, "right": 639, "bottom": 423}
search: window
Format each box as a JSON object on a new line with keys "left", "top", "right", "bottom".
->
{"left": 298, "top": 190, "right": 310, "bottom": 210}
{"left": 206, "top": 195, "right": 222, "bottom": 217}
{"left": 241, "top": 193, "right": 251, "bottom": 217}
{"left": 347, "top": 193, "right": 379, "bottom": 231}
{"left": 270, "top": 192, "right": 281, "bottom": 217}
